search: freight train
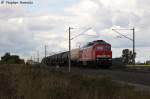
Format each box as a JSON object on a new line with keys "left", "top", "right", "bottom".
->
{"left": 42, "top": 40, "right": 112, "bottom": 68}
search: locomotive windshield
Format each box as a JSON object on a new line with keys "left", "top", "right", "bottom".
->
{"left": 96, "top": 46, "right": 103, "bottom": 51}
{"left": 96, "top": 46, "right": 111, "bottom": 51}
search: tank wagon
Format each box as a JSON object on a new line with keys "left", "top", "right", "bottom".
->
{"left": 42, "top": 40, "right": 112, "bottom": 68}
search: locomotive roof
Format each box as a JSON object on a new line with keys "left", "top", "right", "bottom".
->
{"left": 93, "top": 40, "right": 109, "bottom": 44}
{"left": 83, "top": 40, "right": 110, "bottom": 48}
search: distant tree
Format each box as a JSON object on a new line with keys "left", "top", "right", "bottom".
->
{"left": 122, "top": 49, "right": 136, "bottom": 65}
{"left": 146, "top": 60, "right": 150, "bottom": 65}
{"left": 1, "top": 52, "right": 11, "bottom": 63}
{"left": 0, "top": 52, "right": 25, "bottom": 64}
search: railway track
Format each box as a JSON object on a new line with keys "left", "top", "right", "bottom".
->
{"left": 110, "top": 66, "right": 150, "bottom": 73}
{"left": 48, "top": 65, "right": 150, "bottom": 87}
{"left": 49, "top": 65, "right": 150, "bottom": 73}
{"left": 51, "top": 64, "right": 150, "bottom": 73}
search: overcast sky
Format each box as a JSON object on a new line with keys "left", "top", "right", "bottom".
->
{"left": 0, "top": 0, "right": 150, "bottom": 62}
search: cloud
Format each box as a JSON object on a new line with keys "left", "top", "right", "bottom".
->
{"left": 0, "top": 0, "right": 150, "bottom": 62}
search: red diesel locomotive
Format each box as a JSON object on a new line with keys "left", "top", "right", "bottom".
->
{"left": 42, "top": 40, "right": 112, "bottom": 68}
{"left": 79, "top": 40, "right": 112, "bottom": 68}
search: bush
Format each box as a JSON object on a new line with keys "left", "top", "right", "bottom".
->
{"left": 0, "top": 52, "right": 25, "bottom": 64}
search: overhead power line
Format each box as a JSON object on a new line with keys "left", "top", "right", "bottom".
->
{"left": 112, "top": 28, "right": 135, "bottom": 65}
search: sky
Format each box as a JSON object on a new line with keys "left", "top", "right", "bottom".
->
{"left": 0, "top": 0, "right": 150, "bottom": 62}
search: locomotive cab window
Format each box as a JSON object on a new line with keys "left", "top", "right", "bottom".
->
{"left": 105, "top": 46, "right": 111, "bottom": 51}
{"left": 96, "top": 46, "right": 104, "bottom": 51}
{"left": 96, "top": 46, "right": 111, "bottom": 51}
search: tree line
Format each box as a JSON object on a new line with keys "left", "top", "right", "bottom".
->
{"left": 0, "top": 52, "right": 25, "bottom": 64}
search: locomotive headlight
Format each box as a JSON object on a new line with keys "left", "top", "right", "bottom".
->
{"left": 106, "top": 55, "right": 111, "bottom": 58}
{"left": 97, "top": 55, "right": 111, "bottom": 58}
{"left": 97, "top": 55, "right": 106, "bottom": 58}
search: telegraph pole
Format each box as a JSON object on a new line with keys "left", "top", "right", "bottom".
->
{"left": 132, "top": 27, "right": 135, "bottom": 65}
{"left": 37, "top": 51, "right": 39, "bottom": 63}
{"left": 112, "top": 27, "right": 136, "bottom": 65}
{"left": 33, "top": 54, "right": 36, "bottom": 63}
{"left": 30, "top": 56, "right": 32, "bottom": 61}
{"left": 68, "top": 27, "right": 92, "bottom": 72}
{"left": 69, "top": 27, "right": 71, "bottom": 72}
{"left": 45, "top": 45, "right": 47, "bottom": 58}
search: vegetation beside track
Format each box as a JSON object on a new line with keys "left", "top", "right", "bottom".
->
{"left": 0, "top": 64, "right": 150, "bottom": 99}
{"left": 127, "top": 65, "right": 150, "bottom": 67}
{"left": 126, "top": 65, "right": 150, "bottom": 70}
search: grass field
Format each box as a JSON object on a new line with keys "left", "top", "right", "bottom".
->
{"left": 128, "top": 65, "right": 150, "bottom": 66}
{"left": 127, "top": 65, "right": 150, "bottom": 70}
{"left": 0, "top": 64, "right": 150, "bottom": 99}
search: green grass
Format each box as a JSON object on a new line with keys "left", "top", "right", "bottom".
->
{"left": 0, "top": 64, "right": 150, "bottom": 99}
{"left": 128, "top": 65, "right": 150, "bottom": 67}
{"left": 127, "top": 65, "right": 150, "bottom": 70}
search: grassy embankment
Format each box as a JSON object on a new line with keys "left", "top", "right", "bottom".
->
{"left": 128, "top": 65, "right": 150, "bottom": 67}
{"left": 0, "top": 64, "right": 150, "bottom": 99}
{"left": 127, "top": 65, "right": 150, "bottom": 70}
